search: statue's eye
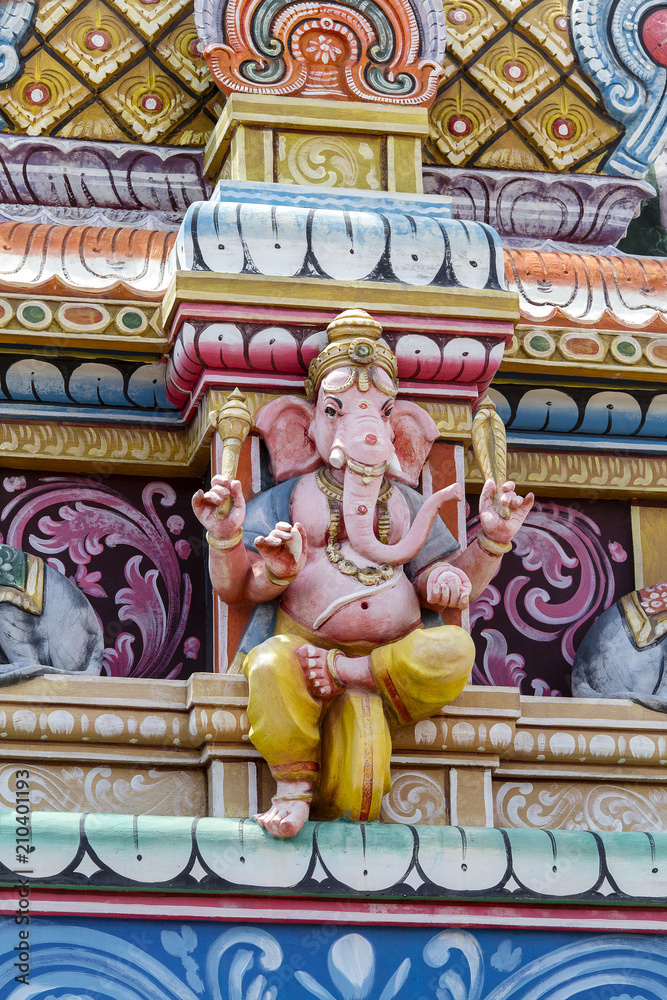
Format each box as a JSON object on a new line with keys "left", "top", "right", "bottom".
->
{"left": 383, "top": 408, "right": 393, "bottom": 419}
{"left": 325, "top": 406, "right": 338, "bottom": 417}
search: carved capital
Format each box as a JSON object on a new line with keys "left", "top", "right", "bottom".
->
{"left": 195, "top": 0, "right": 447, "bottom": 105}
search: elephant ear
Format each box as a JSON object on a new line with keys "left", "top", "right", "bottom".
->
{"left": 389, "top": 401, "right": 438, "bottom": 487}
{"left": 254, "top": 396, "right": 320, "bottom": 482}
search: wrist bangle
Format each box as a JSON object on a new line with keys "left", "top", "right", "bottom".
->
{"left": 207, "top": 530, "right": 243, "bottom": 551}
{"left": 326, "top": 649, "right": 345, "bottom": 689}
{"left": 477, "top": 531, "right": 512, "bottom": 557}
{"left": 264, "top": 564, "right": 297, "bottom": 586}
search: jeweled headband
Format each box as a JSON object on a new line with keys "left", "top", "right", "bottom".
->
{"left": 305, "top": 309, "right": 399, "bottom": 402}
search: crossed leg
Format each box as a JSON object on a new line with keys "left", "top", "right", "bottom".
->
{"left": 247, "top": 624, "right": 475, "bottom": 837}
{"left": 253, "top": 644, "right": 376, "bottom": 837}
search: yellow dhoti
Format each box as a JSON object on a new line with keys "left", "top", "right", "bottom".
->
{"left": 243, "top": 608, "right": 475, "bottom": 818}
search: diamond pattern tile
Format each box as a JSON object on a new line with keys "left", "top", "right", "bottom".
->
{"left": 517, "top": 84, "right": 621, "bottom": 170}
{"left": 442, "top": 0, "right": 508, "bottom": 63}
{"left": 164, "top": 107, "right": 217, "bottom": 146}
{"left": 155, "top": 15, "right": 213, "bottom": 95}
{"left": 515, "top": 0, "right": 574, "bottom": 70}
{"left": 101, "top": 56, "right": 197, "bottom": 143}
{"left": 105, "top": 0, "right": 191, "bottom": 39}
{"left": 56, "top": 103, "right": 127, "bottom": 141}
{"left": 35, "top": 0, "right": 80, "bottom": 36}
{"left": 0, "top": 0, "right": 218, "bottom": 146}
{"left": 50, "top": 3, "right": 144, "bottom": 87}
{"left": 0, "top": 51, "right": 90, "bottom": 135}
{"left": 474, "top": 130, "right": 547, "bottom": 170}
{"left": 468, "top": 34, "right": 560, "bottom": 114}
{"left": 1, "top": 0, "right": 627, "bottom": 168}
{"left": 429, "top": 78, "right": 507, "bottom": 166}
{"left": 428, "top": 0, "right": 623, "bottom": 172}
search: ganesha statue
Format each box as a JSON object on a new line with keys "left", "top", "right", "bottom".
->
{"left": 193, "top": 310, "right": 533, "bottom": 837}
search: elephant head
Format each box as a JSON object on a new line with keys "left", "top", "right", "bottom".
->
{"left": 255, "top": 310, "right": 461, "bottom": 567}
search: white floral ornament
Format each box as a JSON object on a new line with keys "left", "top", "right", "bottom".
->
{"left": 295, "top": 933, "right": 411, "bottom": 1000}
{"left": 305, "top": 33, "right": 344, "bottom": 63}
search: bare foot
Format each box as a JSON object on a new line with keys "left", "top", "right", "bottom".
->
{"left": 254, "top": 798, "right": 311, "bottom": 837}
{"left": 298, "top": 644, "right": 376, "bottom": 700}
{"left": 254, "top": 780, "right": 313, "bottom": 837}
{"left": 297, "top": 644, "right": 341, "bottom": 700}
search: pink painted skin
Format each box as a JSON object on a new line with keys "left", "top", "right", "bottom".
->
{"left": 193, "top": 378, "right": 534, "bottom": 836}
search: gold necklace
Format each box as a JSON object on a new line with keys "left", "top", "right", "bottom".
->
{"left": 315, "top": 468, "right": 394, "bottom": 586}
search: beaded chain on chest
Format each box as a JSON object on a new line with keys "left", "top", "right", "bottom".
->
{"left": 315, "top": 467, "right": 394, "bottom": 586}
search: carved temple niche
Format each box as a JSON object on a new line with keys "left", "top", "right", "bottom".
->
{"left": 194, "top": 0, "right": 446, "bottom": 190}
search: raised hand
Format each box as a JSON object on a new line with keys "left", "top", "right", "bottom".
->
{"left": 479, "top": 479, "right": 534, "bottom": 545}
{"left": 427, "top": 564, "right": 472, "bottom": 609}
{"left": 255, "top": 521, "right": 307, "bottom": 582}
{"left": 192, "top": 476, "right": 245, "bottom": 541}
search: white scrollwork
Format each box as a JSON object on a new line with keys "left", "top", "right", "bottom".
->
{"left": 495, "top": 781, "right": 667, "bottom": 832}
{"left": 282, "top": 135, "right": 365, "bottom": 188}
{"left": 0, "top": 763, "right": 204, "bottom": 816}
{"left": 484, "top": 937, "right": 667, "bottom": 999}
{"left": 381, "top": 772, "right": 447, "bottom": 825}
{"left": 424, "top": 930, "right": 484, "bottom": 1000}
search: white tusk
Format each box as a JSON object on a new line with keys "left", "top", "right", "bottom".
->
{"left": 329, "top": 447, "right": 346, "bottom": 469}
{"left": 387, "top": 453, "right": 403, "bottom": 476}
{"left": 286, "top": 528, "right": 302, "bottom": 563}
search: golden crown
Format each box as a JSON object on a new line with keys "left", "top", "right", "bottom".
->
{"left": 305, "top": 309, "right": 399, "bottom": 402}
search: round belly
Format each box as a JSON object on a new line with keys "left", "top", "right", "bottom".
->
{"left": 283, "top": 557, "right": 422, "bottom": 647}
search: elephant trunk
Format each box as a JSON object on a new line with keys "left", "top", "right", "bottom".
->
{"left": 342, "top": 464, "right": 462, "bottom": 567}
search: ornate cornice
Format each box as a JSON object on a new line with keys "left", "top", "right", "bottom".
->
{"left": 3, "top": 677, "right": 667, "bottom": 843}
{"left": 0, "top": 388, "right": 216, "bottom": 475}
{"left": 4, "top": 405, "right": 665, "bottom": 483}
{"left": 163, "top": 277, "right": 515, "bottom": 418}
{"left": 4, "top": 810, "right": 667, "bottom": 901}
{"left": 506, "top": 248, "right": 667, "bottom": 331}
{"left": 1, "top": 673, "right": 666, "bottom": 770}
{"left": 424, "top": 167, "right": 654, "bottom": 250}
{"left": 0, "top": 137, "right": 211, "bottom": 213}
{"left": 175, "top": 183, "right": 506, "bottom": 291}
{"left": 2, "top": 212, "right": 667, "bottom": 342}
{"left": 490, "top": 382, "right": 667, "bottom": 453}
{"left": 0, "top": 220, "right": 175, "bottom": 297}
{"left": 467, "top": 447, "right": 667, "bottom": 499}
{"left": 2, "top": 218, "right": 666, "bottom": 337}
{"left": 0, "top": 294, "right": 166, "bottom": 352}
{"left": 3, "top": 810, "right": 667, "bottom": 902}
{"left": 504, "top": 325, "right": 667, "bottom": 381}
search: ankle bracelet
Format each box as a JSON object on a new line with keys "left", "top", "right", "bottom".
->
{"left": 272, "top": 792, "right": 313, "bottom": 803}
{"left": 326, "top": 649, "right": 345, "bottom": 688}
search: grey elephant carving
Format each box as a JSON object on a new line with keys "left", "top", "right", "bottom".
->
{"left": 0, "top": 543, "right": 103, "bottom": 685}
{"left": 572, "top": 581, "right": 667, "bottom": 712}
